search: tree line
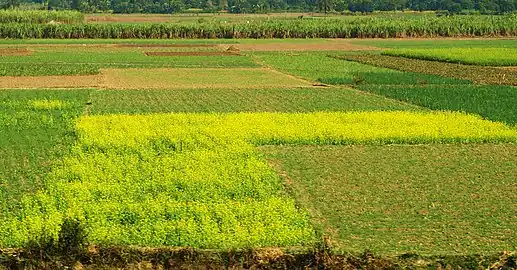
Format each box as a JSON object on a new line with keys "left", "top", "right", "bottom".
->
{"left": 3, "top": 0, "right": 516, "bottom": 15}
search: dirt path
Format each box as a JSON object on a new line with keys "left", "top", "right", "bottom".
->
{"left": 222, "top": 41, "right": 380, "bottom": 52}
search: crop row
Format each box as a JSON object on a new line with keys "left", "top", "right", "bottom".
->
{"left": 338, "top": 54, "right": 517, "bottom": 85}
{"left": 0, "top": 10, "right": 83, "bottom": 24}
{"left": 357, "top": 85, "right": 517, "bottom": 125}
{"left": 255, "top": 52, "right": 469, "bottom": 86}
{"left": 0, "top": 15, "right": 516, "bottom": 38}
{"left": 2, "top": 111, "right": 516, "bottom": 248}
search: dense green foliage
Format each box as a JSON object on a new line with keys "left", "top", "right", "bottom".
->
{"left": 89, "top": 88, "right": 419, "bottom": 114}
{"left": 0, "top": 10, "right": 83, "bottom": 24}
{"left": 13, "top": 0, "right": 517, "bottom": 14}
{"left": 256, "top": 52, "right": 470, "bottom": 85}
{"left": 384, "top": 48, "right": 517, "bottom": 66}
{"left": 357, "top": 85, "right": 517, "bottom": 125}
{"left": 263, "top": 144, "right": 517, "bottom": 254}
{"left": 0, "top": 15, "right": 516, "bottom": 38}
{"left": 0, "top": 89, "right": 90, "bottom": 220}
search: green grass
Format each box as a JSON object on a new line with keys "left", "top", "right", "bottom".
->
{"left": 356, "top": 85, "right": 517, "bottom": 125}
{"left": 255, "top": 52, "right": 470, "bottom": 85}
{"left": 0, "top": 89, "right": 90, "bottom": 220}
{"left": 262, "top": 144, "right": 517, "bottom": 255}
{"left": 0, "top": 48, "right": 258, "bottom": 76}
{"left": 340, "top": 54, "right": 517, "bottom": 86}
{"left": 0, "top": 63, "right": 99, "bottom": 76}
{"left": 350, "top": 39, "right": 517, "bottom": 49}
{"left": 384, "top": 48, "right": 517, "bottom": 66}
{"left": 88, "top": 88, "right": 421, "bottom": 114}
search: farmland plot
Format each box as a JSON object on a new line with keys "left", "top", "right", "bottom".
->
{"left": 1, "top": 39, "right": 517, "bottom": 268}
{"left": 383, "top": 48, "right": 517, "bottom": 66}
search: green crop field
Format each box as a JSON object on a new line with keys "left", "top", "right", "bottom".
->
{"left": 89, "top": 87, "right": 419, "bottom": 114}
{"left": 262, "top": 144, "right": 517, "bottom": 255}
{"left": 1, "top": 37, "right": 516, "bottom": 269}
{"left": 383, "top": 48, "right": 517, "bottom": 66}
{"left": 254, "top": 52, "right": 471, "bottom": 85}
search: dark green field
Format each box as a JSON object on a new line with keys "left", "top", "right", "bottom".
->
{"left": 263, "top": 144, "right": 517, "bottom": 255}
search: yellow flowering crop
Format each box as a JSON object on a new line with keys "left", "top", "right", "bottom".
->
{"left": 3, "top": 111, "right": 516, "bottom": 248}
{"left": 77, "top": 111, "right": 517, "bottom": 147}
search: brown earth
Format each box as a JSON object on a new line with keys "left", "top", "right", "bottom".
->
{"left": 115, "top": 44, "right": 217, "bottom": 48}
{"left": 144, "top": 51, "right": 241, "bottom": 56}
{"left": 0, "top": 75, "right": 102, "bottom": 89}
{"left": 86, "top": 14, "right": 178, "bottom": 23}
{"left": 502, "top": 67, "right": 517, "bottom": 71}
{"left": 0, "top": 48, "right": 32, "bottom": 56}
{"left": 222, "top": 42, "right": 380, "bottom": 51}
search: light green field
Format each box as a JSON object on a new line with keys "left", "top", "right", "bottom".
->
{"left": 383, "top": 48, "right": 517, "bottom": 66}
{"left": 350, "top": 38, "right": 517, "bottom": 49}
{"left": 254, "top": 52, "right": 470, "bottom": 85}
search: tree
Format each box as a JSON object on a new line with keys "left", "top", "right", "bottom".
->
{"left": 0, "top": 0, "right": 21, "bottom": 9}
{"left": 349, "top": 0, "right": 374, "bottom": 12}
{"left": 317, "top": 0, "right": 334, "bottom": 13}
{"left": 495, "top": 0, "right": 514, "bottom": 13}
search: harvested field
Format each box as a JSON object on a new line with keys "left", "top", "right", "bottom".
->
{"left": 0, "top": 48, "right": 32, "bottom": 56}
{"left": 101, "top": 68, "right": 312, "bottom": 89}
{"left": 115, "top": 44, "right": 218, "bottom": 48}
{"left": 144, "top": 51, "right": 241, "bottom": 56}
{"left": 225, "top": 42, "right": 379, "bottom": 52}
{"left": 0, "top": 75, "right": 101, "bottom": 89}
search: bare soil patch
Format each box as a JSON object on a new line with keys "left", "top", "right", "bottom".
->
{"left": 0, "top": 48, "right": 32, "bottom": 56}
{"left": 144, "top": 51, "right": 241, "bottom": 56}
{"left": 502, "top": 67, "right": 517, "bottom": 71}
{"left": 224, "top": 42, "right": 379, "bottom": 52}
{"left": 0, "top": 75, "right": 102, "bottom": 89}
{"left": 86, "top": 14, "right": 178, "bottom": 23}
